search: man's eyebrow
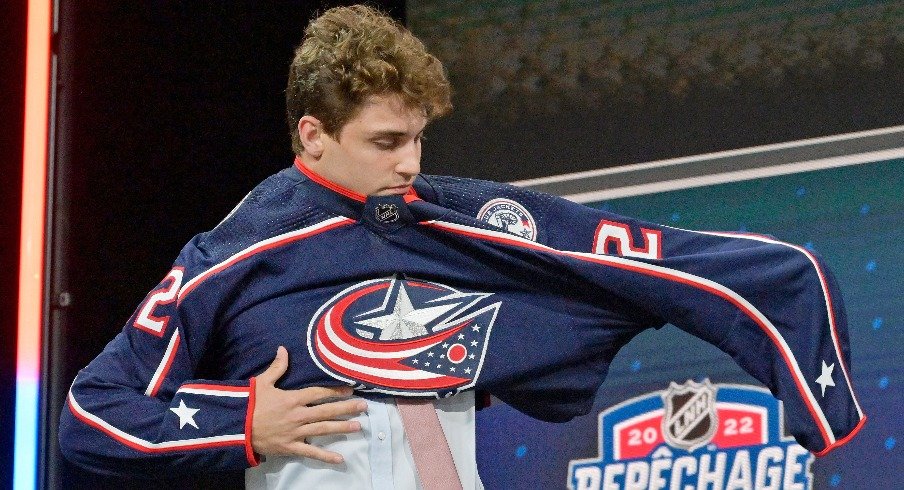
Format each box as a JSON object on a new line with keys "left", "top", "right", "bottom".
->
{"left": 368, "top": 129, "right": 423, "bottom": 138}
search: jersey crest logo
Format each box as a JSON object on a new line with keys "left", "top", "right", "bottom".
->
{"left": 477, "top": 198, "right": 537, "bottom": 241}
{"left": 307, "top": 275, "right": 500, "bottom": 397}
{"left": 662, "top": 380, "right": 718, "bottom": 452}
{"left": 568, "top": 380, "right": 814, "bottom": 490}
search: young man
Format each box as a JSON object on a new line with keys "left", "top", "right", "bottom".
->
{"left": 60, "top": 4, "right": 865, "bottom": 489}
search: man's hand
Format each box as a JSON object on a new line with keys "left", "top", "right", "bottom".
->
{"left": 251, "top": 346, "right": 367, "bottom": 464}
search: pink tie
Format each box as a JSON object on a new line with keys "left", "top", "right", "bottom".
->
{"left": 396, "top": 398, "right": 464, "bottom": 490}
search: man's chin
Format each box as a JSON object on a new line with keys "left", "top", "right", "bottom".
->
{"left": 374, "top": 186, "right": 411, "bottom": 196}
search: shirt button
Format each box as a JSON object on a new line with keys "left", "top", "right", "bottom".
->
{"left": 377, "top": 431, "right": 386, "bottom": 441}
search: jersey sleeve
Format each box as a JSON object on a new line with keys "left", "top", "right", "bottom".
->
{"left": 423, "top": 176, "right": 865, "bottom": 455}
{"left": 58, "top": 236, "right": 260, "bottom": 477}
{"left": 539, "top": 193, "right": 866, "bottom": 455}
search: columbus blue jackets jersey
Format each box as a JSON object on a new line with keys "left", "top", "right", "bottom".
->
{"left": 59, "top": 159, "right": 866, "bottom": 476}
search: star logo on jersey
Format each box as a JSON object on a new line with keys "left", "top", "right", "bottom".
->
{"left": 307, "top": 275, "right": 500, "bottom": 397}
{"left": 355, "top": 282, "right": 444, "bottom": 340}
{"left": 170, "top": 399, "right": 199, "bottom": 429}
{"left": 815, "top": 360, "right": 835, "bottom": 397}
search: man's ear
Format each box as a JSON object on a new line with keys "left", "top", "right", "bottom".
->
{"left": 298, "top": 115, "right": 324, "bottom": 158}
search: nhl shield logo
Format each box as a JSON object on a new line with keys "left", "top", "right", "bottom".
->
{"left": 477, "top": 198, "right": 538, "bottom": 241}
{"left": 307, "top": 275, "right": 500, "bottom": 397}
{"left": 375, "top": 203, "right": 400, "bottom": 223}
{"left": 662, "top": 379, "right": 718, "bottom": 452}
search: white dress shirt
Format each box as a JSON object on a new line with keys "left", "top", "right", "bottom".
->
{"left": 245, "top": 391, "right": 483, "bottom": 489}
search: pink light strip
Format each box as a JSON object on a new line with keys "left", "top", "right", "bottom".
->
{"left": 15, "top": 0, "right": 52, "bottom": 488}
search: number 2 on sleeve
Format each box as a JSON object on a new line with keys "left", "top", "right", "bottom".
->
{"left": 593, "top": 219, "right": 663, "bottom": 259}
{"left": 132, "top": 267, "right": 184, "bottom": 337}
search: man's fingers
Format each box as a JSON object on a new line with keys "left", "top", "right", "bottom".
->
{"left": 298, "top": 420, "right": 362, "bottom": 439}
{"left": 257, "top": 346, "right": 289, "bottom": 385}
{"left": 290, "top": 442, "right": 346, "bottom": 465}
{"left": 295, "top": 398, "right": 368, "bottom": 423}
{"left": 294, "top": 385, "right": 355, "bottom": 405}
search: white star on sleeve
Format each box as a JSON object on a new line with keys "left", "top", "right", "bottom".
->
{"left": 170, "top": 399, "right": 200, "bottom": 429}
{"left": 815, "top": 361, "right": 836, "bottom": 397}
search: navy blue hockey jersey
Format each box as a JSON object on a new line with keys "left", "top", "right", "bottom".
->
{"left": 59, "top": 159, "right": 865, "bottom": 476}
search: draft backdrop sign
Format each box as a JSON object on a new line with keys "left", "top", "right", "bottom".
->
{"left": 568, "top": 380, "right": 814, "bottom": 490}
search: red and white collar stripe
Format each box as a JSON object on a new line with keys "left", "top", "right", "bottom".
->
{"left": 294, "top": 157, "right": 421, "bottom": 203}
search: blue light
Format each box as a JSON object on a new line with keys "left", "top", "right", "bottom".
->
{"left": 796, "top": 187, "right": 806, "bottom": 197}
{"left": 804, "top": 241, "right": 814, "bottom": 251}
{"left": 515, "top": 445, "right": 527, "bottom": 458}
{"left": 865, "top": 260, "right": 877, "bottom": 272}
{"left": 872, "top": 317, "right": 883, "bottom": 330}
{"left": 830, "top": 474, "right": 841, "bottom": 487}
{"left": 859, "top": 204, "right": 870, "bottom": 215}
{"left": 886, "top": 437, "right": 896, "bottom": 451}
{"left": 13, "top": 380, "right": 38, "bottom": 490}
{"left": 670, "top": 212, "right": 680, "bottom": 222}
{"left": 878, "top": 377, "right": 889, "bottom": 389}
{"left": 630, "top": 360, "right": 641, "bottom": 372}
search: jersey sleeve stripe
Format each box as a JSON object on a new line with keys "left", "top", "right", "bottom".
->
{"left": 67, "top": 390, "right": 245, "bottom": 452}
{"left": 244, "top": 377, "right": 260, "bottom": 466}
{"left": 145, "top": 330, "right": 181, "bottom": 397}
{"left": 423, "top": 219, "right": 838, "bottom": 448}
{"left": 177, "top": 216, "right": 355, "bottom": 303}
{"left": 179, "top": 384, "right": 251, "bottom": 392}
{"left": 687, "top": 230, "right": 864, "bottom": 419}
{"left": 176, "top": 386, "right": 250, "bottom": 398}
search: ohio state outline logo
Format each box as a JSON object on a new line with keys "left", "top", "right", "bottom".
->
{"left": 568, "top": 380, "right": 814, "bottom": 489}
{"left": 307, "top": 275, "right": 499, "bottom": 398}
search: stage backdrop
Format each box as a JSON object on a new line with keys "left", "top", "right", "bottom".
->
{"left": 476, "top": 152, "right": 903, "bottom": 489}
{"left": 410, "top": 0, "right": 903, "bottom": 182}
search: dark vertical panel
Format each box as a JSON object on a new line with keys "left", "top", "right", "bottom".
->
{"left": 50, "top": 2, "right": 403, "bottom": 487}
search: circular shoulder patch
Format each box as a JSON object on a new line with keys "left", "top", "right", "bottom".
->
{"left": 476, "top": 198, "right": 538, "bottom": 241}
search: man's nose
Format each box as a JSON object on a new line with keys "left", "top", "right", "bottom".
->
{"left": 396, "top": 140, "right": 421, "bottom": 177}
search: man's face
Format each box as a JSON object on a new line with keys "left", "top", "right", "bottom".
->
{"left": 305, "top": 94, "right": 427, "bottom": 197}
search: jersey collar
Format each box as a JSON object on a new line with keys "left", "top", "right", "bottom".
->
{"left": 294, "top": 157, "right": 367, "bottom": 203}
{"left": 293, "top": 157, "right": 423, "bottom": 226}
{"left": 294, "top": 157, "right": 421, "bottom": 203}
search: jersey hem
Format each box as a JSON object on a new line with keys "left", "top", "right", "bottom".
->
{"left": 813, "top": 416, "right": 867, "bottom": 457}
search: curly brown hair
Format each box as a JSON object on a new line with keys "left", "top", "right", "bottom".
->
{"left": 286, "top": 5, "right": 452, "bottom": 154}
